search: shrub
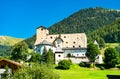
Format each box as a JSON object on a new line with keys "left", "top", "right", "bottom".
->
{"left": 11, "top": 64, "right": 60, "bottom": 79}
{"left": 116, "top": 64, "right": 120, "bottom": 69}
{"left": 57, "top": 60, "right": 72, "bottom": 70}
{"left": 79, "top": 62, "right": 91, "bottom": 68}
{"left": 100, "top": 66, "right": 105, "bottom": 70}
{"left": 95, "top": 64, "right": 104, "bottom": 67}
{"left": 68, "top": 59, "right": 72, "bottom": 65}
{"left": 79, "top": 62, "right": 86, "bottom": 67}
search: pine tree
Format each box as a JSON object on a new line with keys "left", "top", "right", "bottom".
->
{"left": 46, "top": 49, "right": 54, "bottom": 64}
{"left": 42, "top": 46, "right": 47, "bottom": 63}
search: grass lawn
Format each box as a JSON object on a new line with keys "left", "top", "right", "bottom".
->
{"left": 105, "top": 43, "right": 119, "bottom": 48}
{"left": 54, "top": 64, "right": 120, "bottom": 79}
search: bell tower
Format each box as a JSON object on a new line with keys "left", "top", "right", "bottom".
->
{"left": 34, "top": 26, "right": 49, "bottom": 45}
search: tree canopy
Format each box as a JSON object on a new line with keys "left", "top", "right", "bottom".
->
{"left": 11, "top": 41, "right": 28, "bottom": 61}
{"left": 42, "top": 47, "right": 54, "bottom": 65}
{"left": 86, "top": 43, "right": 100, "bottom": 63}
{"left": 10, "top": 64, "right": 60, "bottom": 79}
{"left": 104, "top": 47, "right": 120, "bottom": 68}
{"left": 46, "top": 49, "right": 54, "bottom": 64}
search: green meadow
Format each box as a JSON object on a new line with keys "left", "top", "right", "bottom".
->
{"left": 54, "top": 64, "right": 120, "bottom": 79}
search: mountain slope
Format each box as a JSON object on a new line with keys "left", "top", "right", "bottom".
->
{"left": 0, "top": 36, "right": 24, "bottom": 46}
{"left": 0, "top": 36, "right": 24, "bottom": 56}
{"left": 49, "top": 7, "right": 120, "bottom": 34}
{"left": 88, "top": 18, "right": 120, "bottom": 43}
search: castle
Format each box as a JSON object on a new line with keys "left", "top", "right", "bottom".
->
{"left": 34, "top": 26, "right": 102, "bottom": 64}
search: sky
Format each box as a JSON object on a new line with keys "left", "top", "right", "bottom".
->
{"left": 0, "top": 0, "right": 120, "bottom": 38}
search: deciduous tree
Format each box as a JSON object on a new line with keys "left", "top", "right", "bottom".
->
{"left": 104, "top": 47, "right": 120, "bottom": 68}
{"left": 86, "top": 43, "right": 100, "bottom": 67}
{"left": 11, "top": 41, "right": 28, "bottom": 61}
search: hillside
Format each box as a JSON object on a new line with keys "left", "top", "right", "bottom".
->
{"left": 49, "top": 7, "right": 120, "bottom": 34}
{"left": 23, "top": 7, "right": 120, "bottom": 49}
{"left": 0, "top": 36, "right": 24, "bottom": 46}
{"left": 88, "top": 19, "right": 120, "bottom": 44}
{"left": 0, "top": 36, "right": 24, "bottom": 55}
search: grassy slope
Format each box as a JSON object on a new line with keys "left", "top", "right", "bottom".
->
{"left": 0, "top": 36, "right": 24, "bottom": 46}
{"left": 54, "top": 64, "right": 120, "bottom": 79}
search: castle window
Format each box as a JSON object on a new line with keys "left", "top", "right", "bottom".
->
{"left": 77, "top": 54, "right": 79, "bottom": 56}
{"left": 66, "top": 42, "right": 68, "bottom": 44}
{"left": 50, "top": 36, "right": 52, "bottom": 39}
{"left": 58, "top": 55, "right": 61, "bottom": 57}
{"left": 73, "top": 41, "right": 76, "bottom": 44}
{"left": 79, "top": 45, "right": 81, "bottom": 47}
{"left": 73, "top": 46, "right": 75, "bottom": 48}
{"left": 41, "top": 28, "right": 43, "bottom": 31}
{"left": 64, "top": 36, "right": 66, "bottom": 38}
{"left": 66, "top": 47, "right": 68, "bottom": 48}
{"left": 58, "top": 45, "right": 60, "bottom": 47}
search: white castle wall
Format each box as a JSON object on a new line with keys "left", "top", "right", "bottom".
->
{"left": 64, "top": 49, "right": 86, "bottom": 57}
{"left": 35, "top": 44, "right": 56, "bottom": 54}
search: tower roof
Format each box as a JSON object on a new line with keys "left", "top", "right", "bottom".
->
{"left": 36, "top": 26, "right": 47, "bottom": 29}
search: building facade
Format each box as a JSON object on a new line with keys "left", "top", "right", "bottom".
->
{"left": 34, "top": 26, "right": 102, "bottom": 64}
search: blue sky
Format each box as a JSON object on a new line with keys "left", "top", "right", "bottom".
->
{"left": 0, "top": 0, "right": 120, "bottom": 38}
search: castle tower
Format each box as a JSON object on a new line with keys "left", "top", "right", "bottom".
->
{"left": 34, "top": 26, "right": 49, "bottom": 45}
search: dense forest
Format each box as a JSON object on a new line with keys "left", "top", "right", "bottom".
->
{"left": 49, "top": 7, "right": 120, "bottom": 34}
{"left": 88, "top": 19, "right": 120, "bottom": 44}
{"left": 0, "top": 45, "right": 11, "bottom": 56}
{"left": 22, "top": 7, "right": 120, "bottom": 49}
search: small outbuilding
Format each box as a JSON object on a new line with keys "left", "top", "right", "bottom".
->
{"left": 0, "top": 58, "right": 22, "bottom": 73}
